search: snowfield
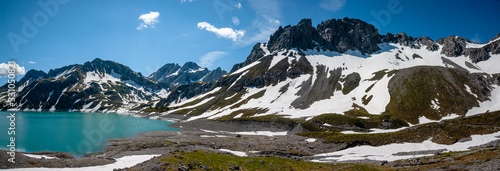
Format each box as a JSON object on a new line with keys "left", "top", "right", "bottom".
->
{"left": 172, "top": 42, "right": 500, "bottom": 122}
{"left": 312, "top": 131, "right": 500, "bottom": 162}
{"left": 7, "top": 155, "right": 160, "bottom": 171}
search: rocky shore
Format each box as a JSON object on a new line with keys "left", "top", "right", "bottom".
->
{"left": 1, "top": 116, "right": 499, "bottom": 170}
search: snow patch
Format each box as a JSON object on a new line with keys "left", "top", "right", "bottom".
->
{"left": 313, "top": 131, "right": 500, "bottom": 162}
{"left": 219, "top": 149, "right": 248, "bottom": 157}
{"left": 23, "top": 154, "right": 58, "bottom": 160}
{"left": 8, "top": 154, "right": 160, "bottom": 171}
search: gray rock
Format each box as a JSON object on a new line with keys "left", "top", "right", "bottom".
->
{"left": 231, "top": 43, "right": 266, "bottom": 72}
{"left": 267, "top": 17, "right": 381, "bottom": 55}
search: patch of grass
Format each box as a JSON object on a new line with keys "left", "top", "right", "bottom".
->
{"left": 399, "top": 146, "right": 500, "bottom": 170}
{"left": 230, "top": 90, "right": 266, "bottom": 109}
{"left": 216, "top": 108, "right": 270, "bottom": 121}
{"left": 387, "top": 70, "right": 398, "bottom": 77}
{"left": 300, "top": 111, "right": 500, "bottom": 147}
{"left": 234, "top": 114, "right": 295, "bottom": 126}
{"left": 361, "top": 95, "right": 373, "bottom": 105}
{"left": 311, "top": 113, "right": 366, "bottom": 128}
{"left": 365, "top": 83, "right": 375, "bottom": 93}
{"left": 368, "top": 70, "right": 387, "bottom": 81}
{"left": 159, "top": 150, "right": 388, "bottom": 171}
{"left": 210, "top": 91, "right": 243, "bottom": 110}
{"left": 300, "top": 121, "right": 323, "bottom": 132}
{"left": 144, "top": 106, "right": 170, "bottom": 113}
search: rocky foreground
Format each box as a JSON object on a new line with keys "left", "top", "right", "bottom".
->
{"left": 1, "top": 112, "right": 499, "bottom": 171}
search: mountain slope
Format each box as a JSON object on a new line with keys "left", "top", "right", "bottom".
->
{"left": 1, "top": 58, "right": 171, "bottom": 113}
{"left": 149, "top": 62, "right": 227, "bottom": 86}
{"left": 163, "top": 18, "right": 500, "bottom": 126}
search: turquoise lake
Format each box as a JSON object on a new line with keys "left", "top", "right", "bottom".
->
{"left": 0, "top": 111, "right": 178, "bottom": 157}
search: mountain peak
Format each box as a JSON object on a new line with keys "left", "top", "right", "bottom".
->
{"left": 181, "top": 61, "right": 201, "bottom": 70}
{"left": 267, "top": 17, "right": 381, "bottom": 54}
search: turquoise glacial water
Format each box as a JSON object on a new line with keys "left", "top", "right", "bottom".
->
{"left": 0, "top": 111, "right": 178, "bottom": 157}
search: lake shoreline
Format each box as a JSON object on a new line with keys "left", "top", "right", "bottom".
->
{"left": 0, "top": 116, "right": 500, "bottom": 170}
{"left": 1, "top": 112, "right": 499, "bottom": 170}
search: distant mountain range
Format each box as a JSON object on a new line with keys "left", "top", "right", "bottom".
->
{"left": 0, "top": 58, "right": 225, "bottom": 113}
{"left": 1, "top": 17, "right": 500, "bottom": 126}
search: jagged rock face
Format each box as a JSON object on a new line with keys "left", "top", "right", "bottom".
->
{"left": 436, "top": 36, "right": 469, "bottom": 57}
{"left": 267, "top": 17, "right": 381, "bottom": 54}
{"left": 231, "top": 43, "right": 266, "bottom": 72}
{"left": 17, "top": 69, "right": 48, "bottom": 86}
{"left": 436, "top": 35, "right": 500, "bottom": 63}
{"left": 383, "top": 33, "right": 439, "bottom": 51}
{"left": 318, "top": 18, "right": 381, "bottom": 54}
{"left": 383, "top": 32, "right": 416, "bottom": 47}
{"left": 202, "top": 67, "right": 227, "bottom": 83}
{"left": 267, "top": 19, "right": 323, "bottom": 52}
{"left": 416, "top": 37, "right": 439, "bottom": 51}
{"left": 149, "top": 62, "right": 226, "bottom": 86}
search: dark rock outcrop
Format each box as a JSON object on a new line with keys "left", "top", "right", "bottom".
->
{"left": 436, "top": 35, "right": 500, "bottom": 63}
{"left": 318, "top": 18, "right": 382, "bottom": 54}
{"left": 267, "top": 19, "right": 323, "bottom": 52}
{"left": 201, "top": 67, "right": 227, "bottom": 83}
{"left": 267, "top": 17, "right": 382, "bottom": 55}
{"left": 231, "top": 43, "right": 266, "bottom": 72}
{"left": 436, "top": 36, "right": 470, "bottom": 57}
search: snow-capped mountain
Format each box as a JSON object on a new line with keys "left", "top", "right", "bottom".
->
{"left": 163, "top": 18, "right": 500, "bottom": 124}
{"left": 1, "top": 17, "right": 499, "bottom": 125}
{"left": 0, "top": 59, "right": 226, "bottom": 113}
{"left": 149, "top": 62, "right": 227, "bottom": 86}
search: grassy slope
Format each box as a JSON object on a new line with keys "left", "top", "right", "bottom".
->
{"left": 298, "top": 111, "right": 500, "bottom": 147}
{"left": 159, "top": 150, "right": 388, "bottom": 171}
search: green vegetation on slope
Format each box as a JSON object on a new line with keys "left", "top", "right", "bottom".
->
{"left": 159, "top": 150, "right": 388, "bottom": 171}
{"left": 298, "top": 111, "right": 500, "bottom": 147}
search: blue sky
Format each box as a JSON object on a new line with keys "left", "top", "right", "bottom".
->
{"left": 1, "top": 0, "right": 499, "bottom": 83}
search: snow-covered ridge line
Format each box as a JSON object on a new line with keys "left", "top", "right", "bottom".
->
{"left": 178, "top": 41, "right": 500, "bottom": 122}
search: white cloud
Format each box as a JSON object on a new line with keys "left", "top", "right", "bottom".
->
{"left": 28, "top": 61, "right": 36, "bottom": 64}
{"left": 197, "top": 22, "right": 245, "bottom": 41}
{"left": 232, "top": 16, "right": 240, "bottom": 26}
{"left": 0, "top": 62, "right": 26, "bottom": 78}
{"left": 180, "top": 0, "right": 193, "bottom": 3}
{"left": 235, "top": 3, "right": 242, "bottom": 9}
{"left": 320, "top": 0, "right": 346, "bottom": 12}
{"left": 199, "top": 51, "right": 227, "bottom": 69}
{"left": 137, "top": 11, "right": 160, "bottom": 30}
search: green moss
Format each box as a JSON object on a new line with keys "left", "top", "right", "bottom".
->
{"left": 365, "top": 83, "right": 375, "bottom": 93}
{"left": 216, "top": 108, "right": 270, "bottom": 121}
{"left": 300, "top": 121, "right": 323, "bottom": 132}
{"left": 159, "top": 150, "right": 388, "bottom": 171}
{"left": 310, "top": 113, "right": 366, "bottom": 128}
{"left": 385, "top": 67, "right": 476, "bottom": 124}
{"left": 210, "top": 91, "right": 243, "bottom": 110}
{"left": 369, "top": 70, "right": 387, "bottom": 80}
{"left": 361, "top": 95, "right": 373, "bottom": 105}
{"left": 300, "top": 111, "right": 500, "bottom": 147}
{"left": 387, "top": 70, "right": 398, "bottom": 77}
{"left": 230, "top": 90, "right": 266, "bottom": 109}
{"left": 144, "top": 106, "right": 170, "bottom": 113}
